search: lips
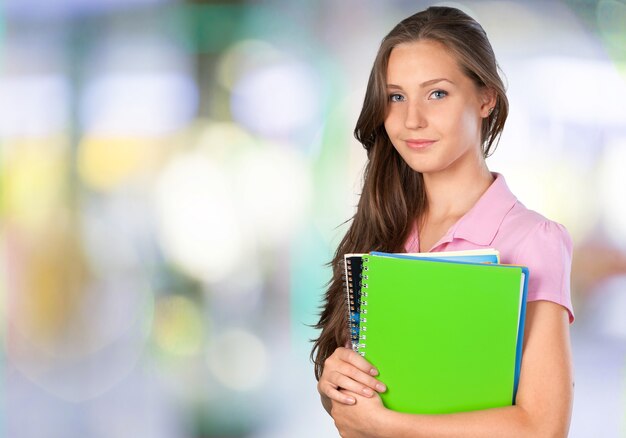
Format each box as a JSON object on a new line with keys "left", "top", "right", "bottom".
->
{"left": 405, "top": 139, "right": 436, "bottom": 149}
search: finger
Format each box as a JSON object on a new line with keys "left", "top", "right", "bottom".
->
{"left": 337, "top": 347, "right": 380, "bottom": 376}
{"left": 331, "top": 372, "right": 379, "bottom": 397}
{"left": 340, "top": 388, "right": 384, "bottom": 407}
{"left": 322, "top": 384, "right": 356, "bottom": 405}
{"left": 338, "top": 389, "right": 362, "bottom": 400}
{"left": 336, "top": 362, "right": 387, "bottom": 393}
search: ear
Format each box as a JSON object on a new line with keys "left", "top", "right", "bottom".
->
{"left": 479, "top": 87, "right": 497, "bottom": 118}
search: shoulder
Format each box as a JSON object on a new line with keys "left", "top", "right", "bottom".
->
{"left": 468, "top": 173, "right": 574, "bottom": 320}
{"left": 498, "top": 202, "right": 574, "bottom": 322}
{"left": 497, "top": 201, "right": 573, "bottom": 262}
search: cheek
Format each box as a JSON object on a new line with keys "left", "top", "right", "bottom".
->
{"left": 450, "top": 105, "right": 481, "bottom": 141}
{"left": 384, "top": 107, "right": 404, "bottom": 137}
{"left": 383, "top": 118, "right": 402, "bottom": 153}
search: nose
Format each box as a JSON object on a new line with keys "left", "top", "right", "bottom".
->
{"left": 405, "top": 101, "right": 427, "bottom": 130}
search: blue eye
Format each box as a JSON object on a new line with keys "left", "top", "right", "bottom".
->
{"left": 388, "top": 93, "right": 404, "bottom": 102}
{"left": 430, "top": 90, "right": 448, "bottom": 100}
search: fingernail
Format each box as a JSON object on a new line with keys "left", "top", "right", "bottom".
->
{"left": 362, "top": 387, "right": 374, "bottom": 396}
{"left": 369, "top": 368, "right": 379, "bottom": 376}
{"left": 346, "top": 397, "right": 356, "bottom": 404}
{"left": 376, "top": 383, "right": 387, "bottom": 392}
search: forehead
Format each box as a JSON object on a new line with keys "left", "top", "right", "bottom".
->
{"left": 386, "top": 40, "right": 465, "bottom": 82}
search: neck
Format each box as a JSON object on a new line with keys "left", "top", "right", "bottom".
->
{"left": 421, "top": 159, "right": 494, "bottom": 223}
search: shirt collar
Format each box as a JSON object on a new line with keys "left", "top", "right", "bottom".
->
{"left": 404, "top": 172, "right": 518, "bottom": 252}
{"left": 448, "top": 172, "right": 518, "bottom": 246}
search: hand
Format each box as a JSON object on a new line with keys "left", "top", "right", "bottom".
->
{"left": 317, "top": 347, "right": 387, "bottom": 405}
{"left": 332, "top": 390, "right": 387, "bottom": 438}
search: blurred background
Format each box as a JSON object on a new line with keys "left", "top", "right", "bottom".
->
{"left": 0, "top": 0, "right": 625, "bottom": 436}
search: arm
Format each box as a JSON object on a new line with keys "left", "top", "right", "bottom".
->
{"left": 331, "top": 300, "right": 574, "bottom": 438}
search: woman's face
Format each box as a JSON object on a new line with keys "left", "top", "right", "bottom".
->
{"left": 383, "top": 39, "right": 494, "bottom": 176}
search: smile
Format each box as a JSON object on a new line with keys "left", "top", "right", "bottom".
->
{"left": 405, "top": 139, "right": 436, "bottom": 149}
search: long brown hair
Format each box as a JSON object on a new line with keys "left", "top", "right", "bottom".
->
{"left": 311, "top": 6, "right": 509, "bottom": 380}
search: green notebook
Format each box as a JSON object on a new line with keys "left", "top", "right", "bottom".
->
{"left": 358, "top": 253, "right": 528, "bottom": 414}
{"left": 345, "top": 249, "right": 501, "bottom": 351}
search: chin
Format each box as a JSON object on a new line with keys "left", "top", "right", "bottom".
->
{"left": 398, "top": 156, "right": 439, "bottom": 174}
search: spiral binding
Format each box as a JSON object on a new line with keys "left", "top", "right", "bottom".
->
{"left": 346, "top": 257, "right": 361, "bottom": 350}
{"left": 345, "top": 258, "right": 354, "bottom": 345}
{"left": 342, "top": 270, "right": 350, "bottom": 334}
{"left": 357, "top": 256, "right": 370, "bottom": 357}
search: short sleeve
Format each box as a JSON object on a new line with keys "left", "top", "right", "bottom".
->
{"left": 513, "top": 220, "right": 574, "bottom": 323}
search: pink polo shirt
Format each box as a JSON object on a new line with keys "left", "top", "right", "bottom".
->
{"left": 404, "top": 172, "right": 574, "bottom": 323}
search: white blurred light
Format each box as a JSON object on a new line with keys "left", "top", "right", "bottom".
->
{"left": 584, "top": 275, "right": 626, "bottom": 340}
{"left": 0, "top": 75, "right": 69, "bottom": 138}
{"left": 598, "top": 137, "right": 626, "bottom": 246}
{"left": 522, "top": 57, "right": 626, "bottom": 126}
{"left": 235, "top": 144, "right": 312, "bottom": 245}
{"left": 78, "top": 214, "right": 156, "bottom": 351}
{"left": 502, "top": 163, "right": 596, "bottom": 242}
{"left": 231, "top": 62, "right": 322, "bottom": 138}
{"left": 82, "top": 72, "right": 198, "bottom": 136}
{"left": 154, "top": 151, "right": 246, "bottom": 283}
{"left": 207, "top": 328, "right": 269, "bottom": 391}
{"left": 196, "top": 120, "right": 257, "bottom": 159}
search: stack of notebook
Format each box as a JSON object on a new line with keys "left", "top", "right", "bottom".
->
{"left": 343, "top": 249, "right": 528, "bottom": 415}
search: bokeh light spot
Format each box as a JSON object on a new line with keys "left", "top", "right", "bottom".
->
{"left": 231, "top": 62, "right": 321, "bottom": 138}
{"left": 154, "top": 295, "right": 203, "bottom": 357}
{"left": 154, "top": 150, "right": 246, "bottom": 283}
{"left": 207, "top": 328, "right": 269, "bottom": 391}
{"left": 235, "top": 143, "right": 312, "bottom": 245}
{"left": 81, "top": 72, "right": 198, "bottom": 137}
{"left": 77, "top": 136, "right": 159, "bottom": 191}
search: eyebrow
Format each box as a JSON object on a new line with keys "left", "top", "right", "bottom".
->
{"left": 386, "top": 78, "right": 455, "bottom": 89}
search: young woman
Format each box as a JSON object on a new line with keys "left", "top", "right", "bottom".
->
{"left": 311, "top": 6, "right": 574, "bottom": 437}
